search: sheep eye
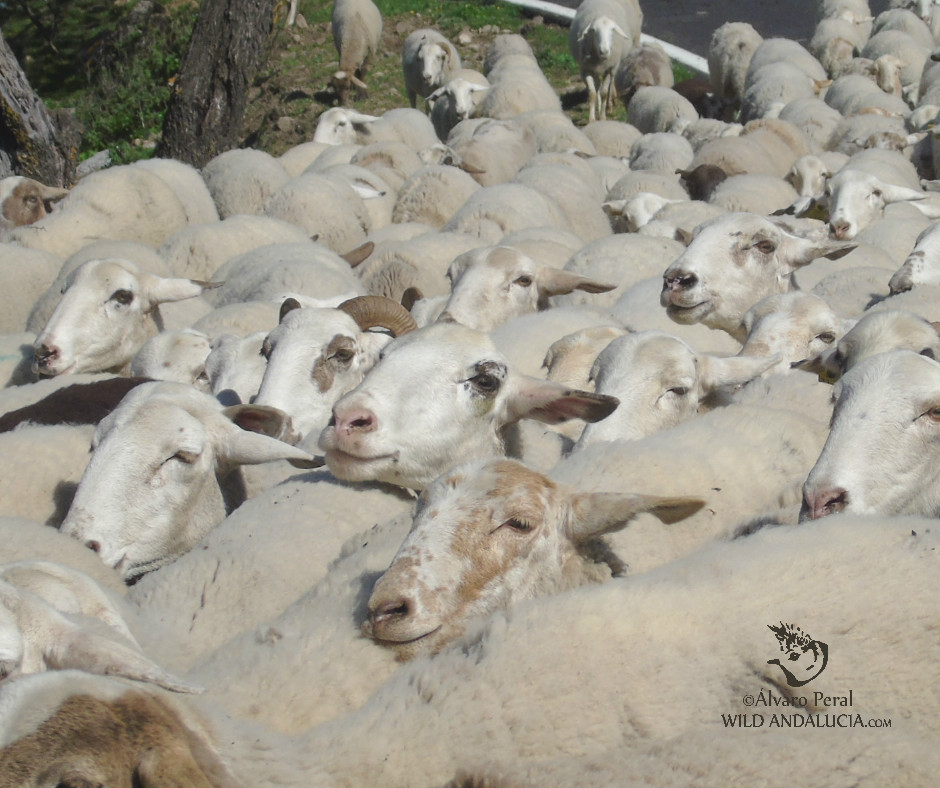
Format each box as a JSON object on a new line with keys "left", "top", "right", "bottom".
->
{"left": 110, "top": 289, "right": 134, "bottom": 306}
{"left": 755, "top": 240, "right": 776, "bottom": 254}
{"left": 501, "top": 517, "right": 533, "bottom": 533}
{"left": 920, "top": 348, "right": 936, "bottom": 360}
{"left": 167, "top": 449, "right": 199, "bottom": 465}
{"left": 922, "top": 406, "right": 940, "bottom": 423}
{"left": 332, "top": 348, "right": 355, "bottom": 363}
{"left": 816, "top": 332, "right": 836, "bottom": 344}
{"left": 668, "top": 386, "right": 689, "bottom": 396}
{"left": 469, "top": 372, "right": 500, "bottom": 394}
{"left": 513, "top": 275, "right": 534, "bottom": 287}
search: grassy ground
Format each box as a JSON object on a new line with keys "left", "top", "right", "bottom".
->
{"left": 1, "top": 0, "right": 691, "bottom": 164}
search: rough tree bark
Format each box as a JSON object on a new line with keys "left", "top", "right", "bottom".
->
{"left": 156, "top": 0, "right": 278, "bottom": 168}
{"left": 0, "top": 29, "right": 77, "bottom": 185}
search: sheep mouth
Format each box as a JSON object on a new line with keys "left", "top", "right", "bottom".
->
{"left": 666, "top": 300, "right": 712, "bottom": 323}
{"left": 366, "top": 624, "right": 443, "bottom": 647}
{"left": 324, "top": 446, "right": 401, "bottom": 480}
{"left": 33, "top": 360, "right": 77, "bottom": 377}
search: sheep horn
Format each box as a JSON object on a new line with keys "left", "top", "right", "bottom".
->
{"left": 339, "top": 295, "right": 418, "bottom": 337}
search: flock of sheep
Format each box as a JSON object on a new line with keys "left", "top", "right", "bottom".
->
{"left": 0, "top": 0, "right": 939, "bottom": 783}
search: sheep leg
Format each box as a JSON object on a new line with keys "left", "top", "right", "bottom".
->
{"left": 586, "top": 74, "right": 598, "bottom": 123}
{"left": 600, "top": 73, "right": 613, "bottom": 121}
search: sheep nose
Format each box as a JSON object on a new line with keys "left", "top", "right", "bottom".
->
{"left": 829, "top": 220, "right": 851, "bottom": 240}
{"left": 33, "top": 343, "right": 60, "bottom": 365}
{"left": 663, "top": 272, "right": 698, "bottom": 292}
{"left": 888, "top": 268, "right": 914, "bottom": 295}
{"left": 333, "top": 407, "right": 377, "bottom": 435}
{"left": 85, "top": 540, "right": 102, "bottom": 554}
{"left": 800, "top": 487, "right": 849, "bottom": 521}
{"left": 366, "top": 597, "right": 413, "bottom": 637}
{"left": 437, "top": 311, "right": 457, "bottom": 323}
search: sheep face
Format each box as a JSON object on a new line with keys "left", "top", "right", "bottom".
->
{"left": 363, "top": 457, "right": 703, "bottom": 659}
{"left": 889, "top": 222, "right": 940, "bottom": 293}
{"left": 252, "top": 306, "right": 391, "bottom": 443}
{"left": 438, "top": 246, "right": 615, "bottom": 332}
{"left": 738, "top": 292, "right": 852, "bottom": 374}
{"left": 826, "top": 170, "right": 927, "bottom": 240}
{"left": 0, "top": 176, "right": 67, "bottom": 235}
{"left": 575, "top": 331, "right": 778, "bottom": 446}
{"left": 312, "top": 107, "right": 380, "bottom": 145}
{"left": 318, "top": 322, "right": 619, "bottom": 490}
{"left": 660, "top": 213, "right": 856, "bottom": 337}
{"left": 205, "top": 331, "right": 269, "bottom": 406}
{"left": 32, "top": 258, "right": 209, "bottom": 377}
{"left": 59, "top": 382, "right": 312, "bottom": 582}
{"left": 800, "top": 351, "right": 940, "bottom": 520}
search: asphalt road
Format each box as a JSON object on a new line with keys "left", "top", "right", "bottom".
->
{"left": 550, "top": 0, "right": 895, "bottom": 58}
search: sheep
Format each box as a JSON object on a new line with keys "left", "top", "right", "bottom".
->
{"left": 889, "top": 219, "right": 940, "bottom": 290}
{"left": 200, "top": 148, "right": 292, "bottom": 218}
{"left": 330, "top": 0, "right": 383, "bottom": 105}
{"left": 512, "top": 162, "right": 611, "bottom": 243}
{"left": 795, "top": 307, "right": 940, "bottom": 380}
{"left": 157, "top": 214, "right": 312, "bottom": 282}
{"left": 31, "top": 257, "right": 216, "bottom": 378}
{"left": 476, "top": 52, "right": 562, "bottom": 119}
{"left": 777, "top": 97, "right": 845, "bottom": 152}
{"left": 251, "top": 296, "right": 416, "bottom": 444}
{"left": 661, "top": 213, "right": 858, "bottom": 337}
{"left": 312, "top": 107, "right": 381, "bottom": 145}
{"left": 809, "top": 16, "right": 869, "bottom": 77}
{"left": 800, "top": 349, "right": 940, "bottom": 519}
{"left": 128, "top": 329, "right": 212, "bottom": 388}
{"left": 4, "top": 161, "right": 209, "bottom": 258}
{"left": 628, "top": 132, "right": 695, "bottom": 173}
{"left": 59, "top": 381, "right": 314, "bottom": 582}
{"left": 636, "top": 198, "right": 728, "bottom": 241}
{"left": 781, "top": 151, "right": 849, "bottom": 214}
{"left": 602, "top": 191, "right": 685, "bottom": 233}
{"left": 574, "top": 331, "right": 777, "bottom": 447}
{"left": 826, "top": 148, "right": 928, "bottom": 239}
{"left": 707, "top": 21, "right": 763, "bottom": 104}
{"left": 672, "top": 77, "right": 737, "bottom": 121}
{"left": 317, "top": 321, "right": 619, "bottom": 490}
{"left": 445, "top": 117, "right": 538, "bottom": 187}
{"left": 736, "top": 291, "right": 855, "bottom": 373}
{"left": 0, "top": 176, "right": 68, "bottom": 237}
{"left": 436, "top": 245, "right": 614, "bottom": 332}
{"left": 0, "top": 244, "right": 62, "bottom": 334}
{"left": 131, "top": 158, "right": 219, "bottom": 228}
{"left": 739, "top": 61, "right": 825, "bottom": 124}
{"left": 207, "top": 241, "right": 366, "bottom": 308}
{"left": 690, "top": 117, "right": 814, "bottom": 179}
{"left": 614, "top": 42, "right": 673, "bottom": 106}
{"left": 860, "top": 29, "right": 930, "bottom": 99}
{"left": 675, "top": 162, "right": 727, "bottom": 201}
{"left": 426, "top": 71, "right": 490, "bottom": 140}
{"left": 569, "top": 0, "right": 642, "bottom": 121}
{"left": 391, "top": 164, "right": 481, "bottom": 228}
{"left": 0, "top": 561, "right": 196, "bottom": 692}
{"left": 3, "top": 506, "right": 937, "bottom": 786}
{"left": 626, "top": 85, "right": 699, "bottom": 134}
{"left": 512, "top": 110, "right": 598, "bottom": 155}
{"left": 581, "top": 118, "right": 643, "bottom": 156}
{"left": 441, "top": 183, "right": 572, "bottom": 244}
{"left": 364, "top": 457, "right": 702, "bottom": 661}
{"left": 708, "top": 173, "right": 800, "bottom": 214}
{"left": 401, "top": 29, "right": 462, "bottom": 109}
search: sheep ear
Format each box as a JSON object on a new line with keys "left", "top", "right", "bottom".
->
{"left": 610, "top": 22, "right": 630, "bottom": 39}
{"left": 279, "top": 297, "right": 302, "bottom": 322}
{"left": 879, "top": 183, "right": 928, "bottom": 205}
{"left": 567, "top": 491, "right": 706, "bottom": 541}
{"left": 770, "top": 220, "right": 856, "bottom": 267}
{"left": 696, "top": 353, "right": 780, "bottom": 392}
{"left": 46, "top": 616, "right": 203, "bottom": 694}
{"left": 505, "top": 376, "right": 619, "bottom": 425}
{"left": 222, "top": 425, "right": 318, "bottom": 467}
{"left": 142, "top": 276, "right": 216, "bottom": 307}
{"left": 538, "top": 268, "right": 616, "bottom": 297}
{"left": 224, "top": 403, "right": 292, "bottom": 441}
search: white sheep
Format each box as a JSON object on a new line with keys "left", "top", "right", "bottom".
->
{"left": 436, "top": 245, "right": 614, "bottom": 332}
{"left": 661, "top": 213, "right": 857, "bottom": 338}
{"left": 312, "top": 107, "right": 380, "bottom": 145}
{"left": 626, "top": 85, "right": 699, "bottom": 134}
{"left": 581, "top": 118, "right": 643, "bottom": 156}
{"left": 512, "top": 161, "right": 611, "bottom": 243}
{"left": 0, "top": 243, "right": 62, "bottom": 334}
{"left": 0, "top": 561, "right": 196, "bottom": 692}
{"left": 860, "top": 29, "right": 930, "bottom": 99}
{"left": 348, "top": 140, "right": 424, "bottom": 191}
{"left": 317, "top": 321, "right": 619, "bottom": 490}
{"left": 476, "top": 52, "right": 562, "bottom": 119}
{"left": 330, "top": 0, "right": 383, "bottom": 104}
{"left": 200, "top": 148, "right": 292, "bottom": 218}
{"left": 32, "top": 257, "right": 215, "bottom": 377}
{"left": 59, "top": 381, "right": 314, "bottom": 582}
{"left": 569, "top": 0, "right": 642, "bottom": 121}
{"left": 708, "top": 173, "right": 800, "bottom": 214}
{"left": 889, "top": 218, "right": 940, "bottom": 290}
{"left": 128, "top": 328, "right": 211, "bottom": 388}
{"left": 401, "top": 28, "right": 462, "bottom": 109}
{"left": 391, "top": 164, "right": 481, "bottom": 228}
{"left": 574, "top": 330, "right": 777, "bottom": 446}
{"left": 628, "top": 131, "right": 695, "bottom": 173}
{"left": 800, "top": 349, "right": 940, "bottom": 519}
{"left": 427, "top": 71, "right": 490, "bottom": 140}
{"left": 441, "top": 182, "right": 572, "bottom": 244}
{"left": 446, "top": 117, "right": 538, "bottom": 187}
{"left": 707, "top": 21, "right": 763, "bottom": 103}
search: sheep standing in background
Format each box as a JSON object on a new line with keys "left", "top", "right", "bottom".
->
{"left": 401, "top": 29, "right": 462, "bottom": 109}
{"left": 570, "top": 0, "right": 642, "bottom": 121}
{"left": 331, "top": 0, "right": 383, "bottom": 105}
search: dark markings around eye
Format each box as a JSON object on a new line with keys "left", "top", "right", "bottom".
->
{"left": 465, "top": 360, "right": 507, "bottom": 398}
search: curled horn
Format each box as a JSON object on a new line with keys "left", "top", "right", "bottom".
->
{"left": 339, "top": 295, "right": 418, "bottom": 337}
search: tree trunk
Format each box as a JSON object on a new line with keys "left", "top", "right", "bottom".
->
{"left": 156, "top": 0, "right": 277, "bottom": 168}
{"left": 0, "top": 29, "right": 77, "bottom": 185}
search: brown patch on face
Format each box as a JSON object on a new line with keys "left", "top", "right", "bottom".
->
{"left": 0, "top": 691, "right": 224, "bottom": 787}
{"left": 449, "top": 460, "right": 558, "bottom": 610}
{"left": 311, "top": 334, "right": 356, "bottom": 393}
{"left": 2, "top": 180, "right": 46, "bottom": 227}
